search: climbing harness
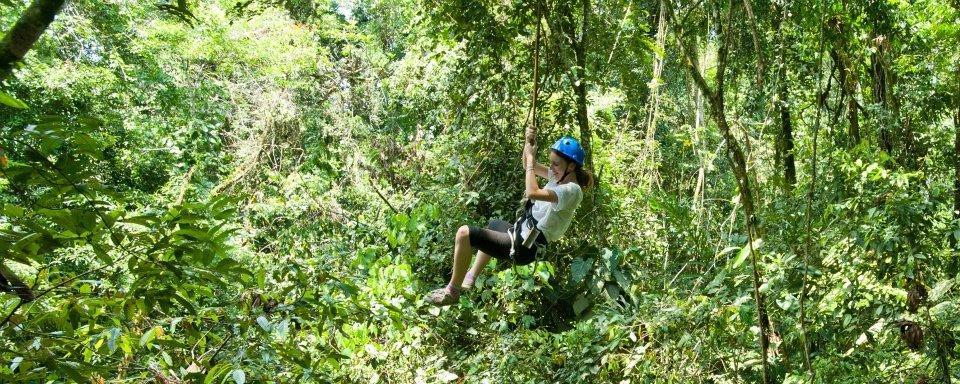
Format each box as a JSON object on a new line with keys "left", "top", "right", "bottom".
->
{"left": 508, "top": 199, "right": 546, "bottom": 262}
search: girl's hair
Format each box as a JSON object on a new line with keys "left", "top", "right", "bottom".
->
{"left": 553, "top": 149, "right": 595, "bottom": 189}
{"left": 574, "top": 165, "right": 594, "bottom": 189}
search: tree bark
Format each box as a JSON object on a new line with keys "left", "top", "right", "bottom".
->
{"left": 870, "top": 31, "right": 895, "bottom": 155}
{"left": 773, "top": 4, "right": 795, "bottom": 190}
{"left": 0, "top": 0, "right": 67, "bottom": 82}
{"left": 832, "top": 49, "right": 860, "bottom": 146}
{"left": 0, "top": 263, "right": 34, "bottom": 302}
{"left": 953, "top": 73, "right": 959, "bottom": 275}
{"left": 573, "top": 0, "right": 593, "bottom": 170}
{"left": 742, "top": 0, "right": 764, "bottom": 87}
{"left": 644, "top": 0, "right": 667, "bottom": 188}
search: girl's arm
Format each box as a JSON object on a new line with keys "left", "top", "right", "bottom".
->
{"left": 524, "top": 144, "right": 559, "bottom": 203}
{"left": 523, "top": 142, "right": 549, "bottom": 179}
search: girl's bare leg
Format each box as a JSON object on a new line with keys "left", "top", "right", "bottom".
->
{"left": 464, "top": 251, "right": 491, "bottom": 287}
{"left": 446, "top": 225, "right": 474, "bottom": 292}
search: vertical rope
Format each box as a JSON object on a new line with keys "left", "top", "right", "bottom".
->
{"left": 524, "top": 0, "right": 543, "bottom": 148}
{"left": 645, "top": 0, "right": 667, "bottom": 191}
{"left": 800, "top": 2, "right": 828, "bottom": 380}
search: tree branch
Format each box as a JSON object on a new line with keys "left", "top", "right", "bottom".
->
{"left": 0, "top": 0, "right": 67, "bottom": 82}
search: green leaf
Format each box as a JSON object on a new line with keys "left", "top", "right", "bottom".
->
{"left": 0, "top": 91, "right": 28, "bottom": 109}
{"left": 571, "top": 257, "right": 594, "bottom": 283}
{"left": 2, "top": 204, "right": 25, "bottom": 217}
{"left": 929, "top": 278, "right": 954, "bottom": 302}
{"left": 120, "top": 334, "right": 132, "bottom": 355}
{"left": 174, "top": 227, "right": 210, "bottom": 241}
{"left": 605, "top": 284, "right": 621, "bottom": 303}
{"left": 232, "top": 368, "right": 246, "bottom": 384}
{"left": 731, "top": 238, "right": 763, "bottom": 269}
{"left": 10, "top": 356, "right": 23, "bottom": 371}
{"left": 171, "top": 292, "right": 197, "bottom": 315}
{"left": 91, "top": 243, "right": 112, "bottom": 263}
{"left": 12, "top": 232, "right": 43, "bottom": 252}
{"left": 58, "top": 362, "right": 86, "bottom": 382}
{"left": 256, "top": 315, "right": 271, "bottom": 331}
{"left": 573, "top": 294, "right": 591, "bottom": 316}
{"left": 204, "top": 362, "right": 231, "bottom": 384}
{"left": 715, "top": 246, "right": 739, "bottom": 258}
{"left": 107, "top": 328, "right": 121, "bottom": 353}
{"left": 139, "top": 326, "right": 159, "bottom": 347}
{"left": 613, "top": 269, "right": 632, "bottom": 292}
{"left": 705, "top": 270, "right": 727, "bottom": 292}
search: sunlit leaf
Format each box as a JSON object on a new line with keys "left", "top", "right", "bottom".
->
{"left": 0, "top": 91, "right": 28, "bottom": 109}
{"left": 232, "top": 369, "right": 246, "bottom": 384}
{"left": 731, "top": 238, "right": 763, "bottom": 269}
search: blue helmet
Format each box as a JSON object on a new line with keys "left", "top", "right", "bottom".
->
{"left": 551, "top": 136, "right": 585, "bottom": 166}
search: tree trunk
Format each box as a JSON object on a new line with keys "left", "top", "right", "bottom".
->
{"left": 742, "top": 0, "right": 764, "bottom": 87}
{"left": 644, "top": 0, "right": 667, "bottom": 188}
{"left": 953, "top": 81, "right": 959, "bottom": 275}
{"left": 870, "top": 36, "right": 895, "bottom": 155}
{"left": 0, "top": 263, "right": 34, "bottom": 302}
{"left": 0, "top": 0, "right": 62, "bottom": 300}
{"left": 668, "top": 2, "right": 773, "bottom": 382}
{"left": 773, "top": 5, "right": 795, "bottom": 190}
{"left": 832, "top": 49, "right": 860, "bottom": 146}
{"left": 0, "top": 0, "right": 67, "bottom": 82}
{"left": 573, "top": 0, "right": 593, "bottom": 170}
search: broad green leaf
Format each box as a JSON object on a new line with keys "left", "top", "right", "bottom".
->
{"left": 437, "top": 370, "right": 458, "bottom": 383}
{"left": 204, "top": 362, "right": 231, "bottom": 384}
{"left": 107, "top": 328, "right": 120, "bottom": 353}
{"left": 613, "top": 269, "right": 632, "bottom": 292}
{"left": 232, "top": 369, "right": 246, "bottom": 384}
{"left": 0, "top": 91, "right": 28, "bottom": 109}
{"left": 705, "top": 270, "right": 727, "bottom": 292}
{"left": 276, "top": 319, "right": 289, "bottom": 339}
{"left": 570, "top": 257, "right": 594, "bottom": 283}
{"left": 573, "top": 294, "right": 590, "bottom": 316}
{"left": 91, "top": 243, "right": 112, "bottom": 263}
{"left": 58, "top": 362, "right": 86, "bottom": 382}
{"left": 256, "top": 315, "right": 271, "bottom": 331}
{"left": 12, "top": 232, "right": 43, "bottom": 252}
{"left": 731, "top": 238, "right": 763, "bottom": 269}
{"left": 139, "top": 326, "right": 160, "bottom": 347}
{"left": 121, "top": 334, "right": 132, "bottom": 355}
{"left": 10, "top": 356, "right": 22, "bottom": 371}
{"left": 605, "top": 284, "right": 621, "bottom": 303}
{"left": 715, "top": 246, "right": 739, "bottom": 258}
{"left": 2, "top": 204, "right": 25, "bottom": 217}
{"left": 171, "top": 292, "right": 197, "bottom": 315}
{"left": 929, "top": 278, "right": 954, "bottom": 302}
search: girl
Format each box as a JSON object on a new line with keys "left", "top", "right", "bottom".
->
{"left": 425, "top": 136, "right": 594, "bottom": 306}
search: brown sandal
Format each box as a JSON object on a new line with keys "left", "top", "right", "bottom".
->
{"left": 424, "top": 288, "right": 459, "bottom": 306}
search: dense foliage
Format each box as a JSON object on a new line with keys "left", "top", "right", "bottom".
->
{"left": 0, "top": 0, "right": 958, "bottom": 382}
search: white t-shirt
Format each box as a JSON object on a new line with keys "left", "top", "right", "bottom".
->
{"left": 525, "top": 170, "right": 583, "bottom": 243}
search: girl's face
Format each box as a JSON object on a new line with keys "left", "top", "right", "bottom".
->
{"left": 549, "top": 151, "right": 575, "bottom": 180}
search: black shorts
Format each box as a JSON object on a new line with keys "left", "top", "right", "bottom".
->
{"left": 467, "top": 219, "right": 547, "bottom": 265}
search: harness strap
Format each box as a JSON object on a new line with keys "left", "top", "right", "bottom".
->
{"left": 509, "top": 199, "right": 542, "bottom": 259}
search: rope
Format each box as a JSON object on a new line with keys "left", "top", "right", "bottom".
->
{"left": 524, "top": 0, "right": 543, "bottom": 148}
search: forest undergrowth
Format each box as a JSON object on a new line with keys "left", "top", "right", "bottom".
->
{"left": 1, "top": 0, "right": 958, "bottom": 383}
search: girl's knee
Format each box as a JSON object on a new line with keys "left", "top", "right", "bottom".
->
{"left": 456, "top": 225, "right": 471, "bottom": 242}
